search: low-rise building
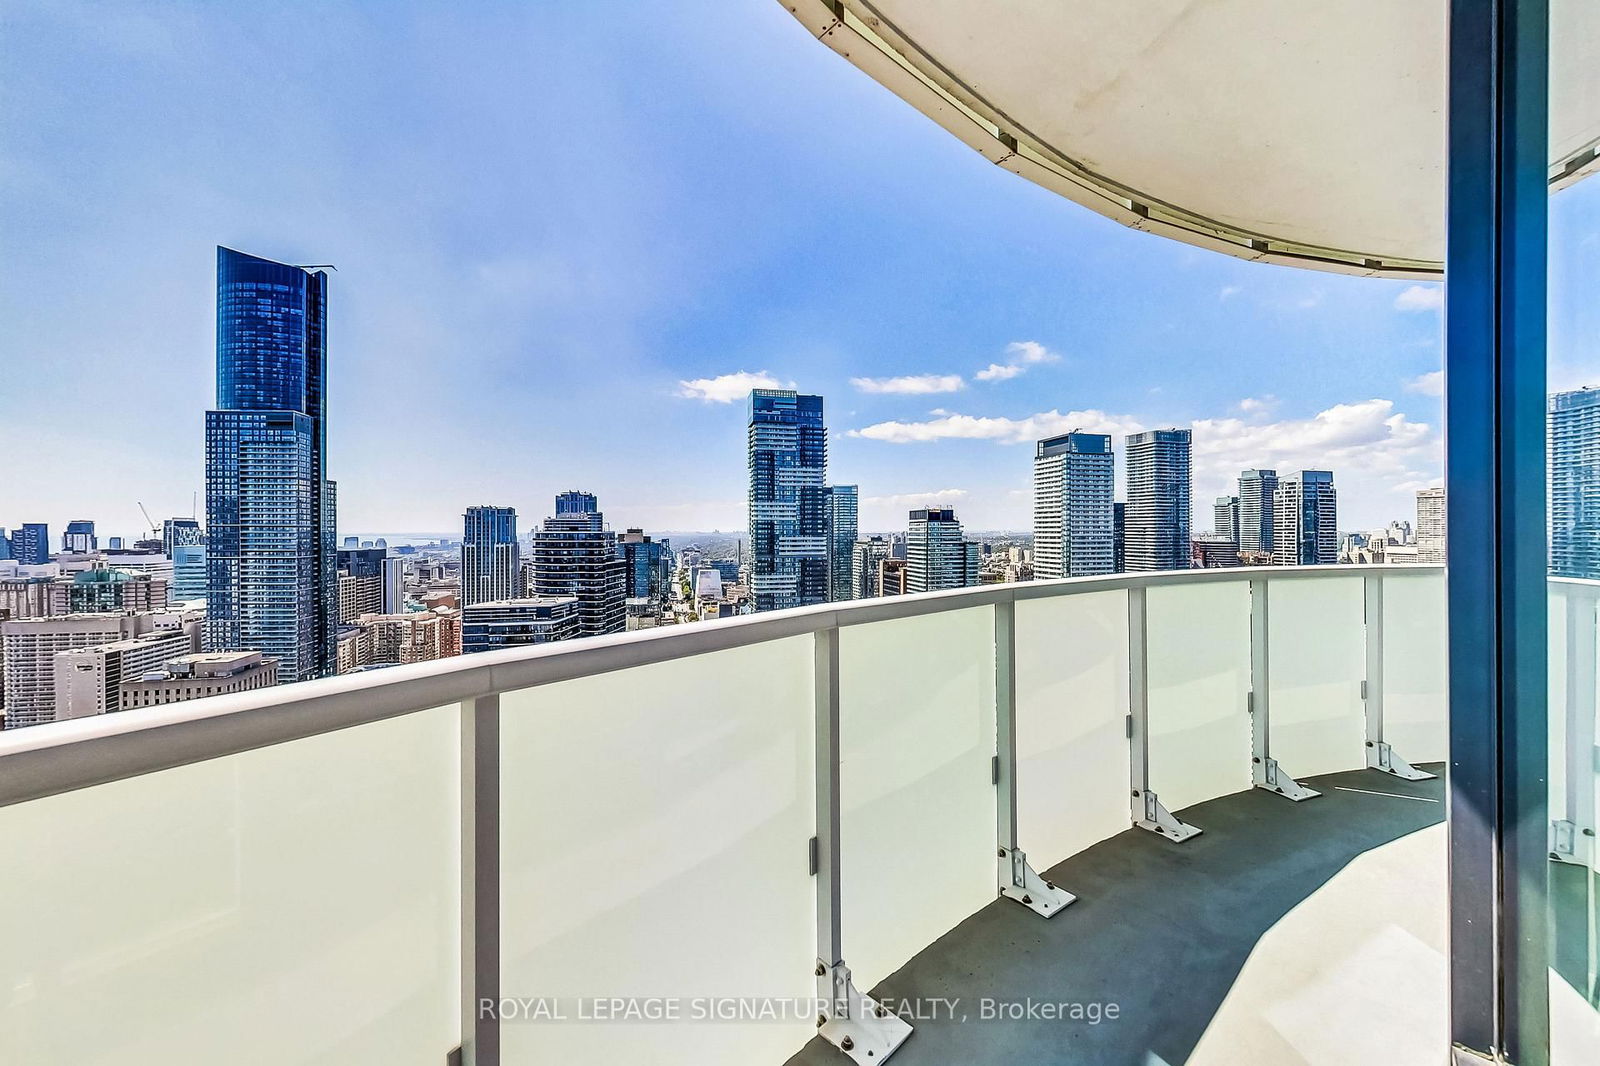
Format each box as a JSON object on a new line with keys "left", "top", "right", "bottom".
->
{"left": 355, "top": 609, "right": 462, "bottom": 666}
{"left": 462, "top": 597, "right": 579, "bottom": 654}
{"left": 119, "top": 651, "right": 279, "bottom": 709}
{"left": 1191, "top": 537, "right": 1242, "bottom": 569}
{"left": 878, "top": 558, "right": 909, "bottom": 597}
{"left": 2, "top": 612, "right": 197, "bottom": 729}
{"left": 336, "top": 627, "right": 367, "bottom": 673}
{"left": 54, "top": 629, "right": 199, "bottom": 720}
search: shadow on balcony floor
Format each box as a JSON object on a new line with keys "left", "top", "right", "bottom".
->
{"left": 787, "top": 765, "right": 1446, "bottom": 1066}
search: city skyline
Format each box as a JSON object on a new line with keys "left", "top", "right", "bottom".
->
{"left": 14, "top": 3, "right": 1600, "bottom": 542}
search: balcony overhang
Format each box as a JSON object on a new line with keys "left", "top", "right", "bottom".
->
{"left": 782, "top": 0, "right": 1600, "bottom": 279}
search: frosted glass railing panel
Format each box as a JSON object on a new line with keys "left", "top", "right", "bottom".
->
{"left": 1549, "top": 582, "right": 1600, "bottom": 877}
{"left": 839, "top": 607, "right": 996, "bottom": 989}
{"left": 1550, "top": 584, "right": 1572, "bottom": 823}
{"left": 1381, "top": 571, "right": 1449, "bottom": 762}
{"left": 1147, "top": 581, "right": 1252, "bottom": 812}
{"left": 1266, "top": 576, "right": 1367, "bottom": 778}
{"left": 0, "top": 706, "right": 461, "bottom": 1066}
{"left": 498, "top": 636, "right": 816, "bottom": 1066}
{"left": 1015, "top": 590, "right": 1131, "bottom": 865}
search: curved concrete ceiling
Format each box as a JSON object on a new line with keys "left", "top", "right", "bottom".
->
{"left": 782, "top": 0, "right": 1600, "bottom": 279}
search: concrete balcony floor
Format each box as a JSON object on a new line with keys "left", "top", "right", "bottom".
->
{"left": 789, "top": 766, "right": 1449, "bottom": 1066}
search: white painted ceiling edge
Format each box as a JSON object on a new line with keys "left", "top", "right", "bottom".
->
{"left": 781, "top": 0, "right": 1600, "bottom": 280}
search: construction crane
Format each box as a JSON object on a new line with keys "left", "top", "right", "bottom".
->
{"left": 137, "top": 502, "right": 160, "bottom": 542}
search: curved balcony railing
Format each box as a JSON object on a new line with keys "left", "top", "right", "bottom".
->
{"left": 0, "top": 563, "right": 1573, "bottom": 1066}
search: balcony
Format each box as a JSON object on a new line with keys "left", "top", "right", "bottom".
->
{"left": 1, "top": 565, "right": 1594, "bottom": 1065}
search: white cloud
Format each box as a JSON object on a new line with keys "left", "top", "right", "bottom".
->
{"left": 1394, "top": 284, "right": 1444, "bottom": 312}
{"left": 1237, "top": 395, "right": 1277, "bottom": 415}
{"left": 975, "top": 362, "right": 1024, "bottom": 382}
{"left": 1189, "top": 400, "right": 1440, "bottom": 522}
{"left": 850, "top": 408, "right": 1144, "bottom": 445}
{"left": 974, "top": 340, "right": 1062, "bottom": 383}
{"left": 850, "top": 374, "right": 965, "bottom": 395}
{"left": 676, "top": 370, "right": 795, "bottom": 403}
{"left": 1405, "top": 370, "right": 1444, "bottom": 396}
{"left": 849, "top": 399, "right": 1441, "bottom": 529}
{"left": 1005, "top": 340, "right": 1060, "bottom": 365}
{"left": 860, "top": 488, "right": 970, "bottom": 531}
{"left": 1219, "top": 285, "right": 1241, "bottom": 300}
{"left": 862, "top": 488, "right": 969, "bottom": 507}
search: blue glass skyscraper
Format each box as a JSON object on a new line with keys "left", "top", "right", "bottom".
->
{"left": 205, "top": 247, "right": 337, "bottom": 682}
{"left": 8, "top": 524, "right": 48, "bottom": 565}
{"left": 63, "top": 520, "right": 96, "bottom": 553}
{"left": 162, "top": 518, "right": 202, "bottom": 555}
{"left": 1550, "top": 388, "right": 1600, "bottom": 578}
{"left": 619, "top": 529, "right": 670, "bottom": 604}
{"left": 555, "top": 491, "right": 599, "bottom": 516}
{"left": 748, "top": 389, "right": 828, "bottom": 612}
{"left": 823, "top": 484, "right": 858, "bottom": 601}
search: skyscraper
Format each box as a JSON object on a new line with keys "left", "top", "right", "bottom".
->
{"left": 906, "top": 507, "right": 979, "bottom": 592}
{"left": 381, "top": 555, "right": 406, "bottom": 614}
{"left": 850, "top": 536, "right": 891, "bottom": 599}
{"left": 170, "top": 544, "right": 207, "bottom": 602}
{"left": 747, "top": 389, "right": 828, "bottom": 612}
{"left": 1272, "top": 471, "right": 1338, "bottom": 565}
{"left": 1237, "top": 469, "right": 1279, "bottom": 558}
{"left": 62, "top": 520, "right": 96, "bottom": 553}
{"left": 1550, "top": 388, "right": 1600, "bottom": 578}
{"left": 1112, "top": 503, "right": 1125, "bottom": 572}
{"left": 1124, "top": 429, "right": 1192, "bottom": 571}
{"left": 824, "top": 484, "right": 859, "bottom": 601}
{"left": 462, "top": 506, "right": 520, "bottom": 606}
{"left": 1416, "top": 487, "right": 1447, "bottom": 564}
{"left": 10, "top": 524, "right": 49, "bottom": 565}
{"left": 163, "top": 518, "right": 203, "bottom": 556}
{"left": 337, "top": 546, "right": 386, "bottom": 578}
{"left": 619, "top": 529, "right": 671, "bottom": 606}
{"left": 529, "top": 492, "right": 626, "bottom": 637}
{"left": 164, "top": 519, "right": 206, "bottom": 601}
{"left": 555, "top": 490, "right": 598, "bottom": 516}
{"left": 1032, "top": 432, "right": 1114, "bottom": 578}
{"left": 1213, "top": 496, "right": 1240, "bottom": 546}
{"left": 205, "top": 247, "right": 337, "bottom": 683}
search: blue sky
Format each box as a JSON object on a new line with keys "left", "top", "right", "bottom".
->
{"left": 3, "top": 0, "right": 1597, "bottom": 539}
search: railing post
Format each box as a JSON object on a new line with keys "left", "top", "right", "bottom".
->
{"left": 812, "top": 626, "right": 910, "bottom": 1064}
{"left": 1363, "top": 573, "right": 1437, "bottom": 780}
{"left": 461, "top": 695, "right": 499, "bottom": 1066}
{"left": 1248, "top": 577, "right": 1318, "bottom": 801}
{"left": 993, "top": 599, "right": 1075, "bottom": 916}
{"left": 1554, "top": 585, "right": 1597, "bottom": 866}
{"left": 1127, "top": 585, "right": 1200, "bottom": 841}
